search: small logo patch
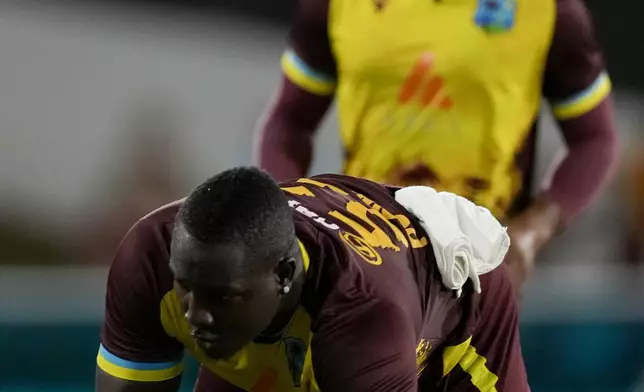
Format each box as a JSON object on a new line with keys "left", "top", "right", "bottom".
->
{"left": 398, "top": 53, "right": 454, "bottom": 110}
{"left": 340, "top": 231, "right": 383, "bottom": 265}
{"left": 474, "top": 0, "right": 517, "bottom": 33}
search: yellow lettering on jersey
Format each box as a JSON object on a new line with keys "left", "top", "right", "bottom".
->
{"left": 282, "top": 186, "right": 315, "bottom": 197}
{"left": 329, "top": 208, "right": 393, "bottom": 250}
{"left": 351, "top": 196, "right": 409, "bottom": 249}
{"left": 287, "top": 179, "right": 429, "bottom": 252}
{"left": 357, "top": 194, "right": 428, "bottom": 249}
{"left": 387, "top": 212, "right": 428, "bottom": 249}
{"left": 330, "top": 203, "right": 400, "bottom": 251}
{"left": 296, "top": 178, "right": 349, "bottom": 196}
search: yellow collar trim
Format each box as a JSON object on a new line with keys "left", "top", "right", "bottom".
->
{"left": 297, "top": 239, "right": 310, "bottom": 272}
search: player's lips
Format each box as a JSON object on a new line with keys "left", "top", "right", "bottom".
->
{"left": 191, "top": 330, "right": 220, "bottom": 344}
{"left": 193, "top": 333, "right": 240, "bottom": 359}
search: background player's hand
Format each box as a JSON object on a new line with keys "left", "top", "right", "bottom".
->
{"left": 504, "top": 198, "right": 561, "bottom": 292}
{"left": 504, "top": 222, "right": 537, "bottom": 292}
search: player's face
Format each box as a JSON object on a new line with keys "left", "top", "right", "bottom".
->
{"left": 170, "top": 229, "right": 282, "bottom": 360}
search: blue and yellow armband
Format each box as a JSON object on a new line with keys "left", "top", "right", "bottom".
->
{"left": 97, "top": 344, "right": 183, "bottom": 382}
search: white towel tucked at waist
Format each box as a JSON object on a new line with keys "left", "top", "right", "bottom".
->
{"left": 395, "top": 186, "right": 510, "bottom": 297}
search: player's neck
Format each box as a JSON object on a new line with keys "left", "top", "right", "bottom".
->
{"left": 254, "top": 273, "right": 305, "bottom": 344}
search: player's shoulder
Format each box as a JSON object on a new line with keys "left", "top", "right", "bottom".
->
{"left": 137, "top": 198, "right": 184, "bottom": 230}
{"left": 293, "top": 0, "right": 331, "bottom": 23}
{"left": 126, "top": 198, "right": 183, "bottom": 248}
{"left": 549, "top": 0, "right": 595, "bottom": 46}
{"left": 107, "top": 199, "right": 184, "bottom": 293}
{"left": 555, "top": 0, "right": 587, "bottom": 10}
{"left": 283, "top": 173, "right": 397, "bottom": 202}
{"left": 554, "top": 0, "right": 592, "bottom": 23}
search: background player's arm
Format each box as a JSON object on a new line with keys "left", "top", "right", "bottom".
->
{"left": 96, "top": 223, "right": 184, "bottom": 392}
{"left": 505, "top": 0, "right": 618, "bottom": 288}
{"left": 310, "top": 296, "right": 418, "bottom": 392}
{"left": 537, "top": 0, "right": 617, "bottom": 228}
{"left": 253, "top": 0, "right": 336, "bottom": 181}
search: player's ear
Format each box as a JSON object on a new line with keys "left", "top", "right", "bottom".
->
{"left": 274, "top": 256, "right": 297, "bottom": 291}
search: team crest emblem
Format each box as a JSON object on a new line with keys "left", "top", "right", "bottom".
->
{"left": 474, "top": 0, "right": 517, "bottom": 33}
{"left": 284, "top": 337, "right": 307, "bottom": 387}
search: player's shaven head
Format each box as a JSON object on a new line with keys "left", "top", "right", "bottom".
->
{"left": 177, "top": 167, "right": 296, "bottom": 269}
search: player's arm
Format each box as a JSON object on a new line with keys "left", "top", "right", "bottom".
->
{"left": 96, "top": 223, "right": 184, "bottom": 392}
{"left": 536, "top": 0, "right": 618, "bottom": 230}
{"left": 253, "top": 0, "right": 336, "bottom": 181}
{"left": 506, "top": 0, "right": 618, "bottom": 286}
{"left": 310, "top": 295, "right": 418, "bottom": 392}
{"left": 96, "top": 369, "right": 181, "bottom": 392}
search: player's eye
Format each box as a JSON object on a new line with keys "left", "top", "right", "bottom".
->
{"left": 208, "top": 289, "right": 247, "bottom": 304}
{"left": 215, "top": 294, "right": 243, "bottom": 304}
{"left": 219, "top": 294, "right": 244, "bottom": 303}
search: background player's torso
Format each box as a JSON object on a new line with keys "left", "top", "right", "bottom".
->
{"left": 329, "top": 0, "right": 556, "bottom": 216}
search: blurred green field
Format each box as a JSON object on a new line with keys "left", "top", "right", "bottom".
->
{"left": 1, "top": 323, "right": 643, "bottom": 392}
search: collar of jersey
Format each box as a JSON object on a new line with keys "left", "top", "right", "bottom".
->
{"left": 297, "top": 239, "right": 310, "bottom": 272}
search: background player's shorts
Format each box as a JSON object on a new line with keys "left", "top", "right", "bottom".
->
{"left": 429, "top": 263, "right": 530, "bottom": 392}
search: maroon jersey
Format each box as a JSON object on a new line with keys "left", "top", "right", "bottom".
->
{"left": 98, "top": 174, "right": 526, "bottom": 391}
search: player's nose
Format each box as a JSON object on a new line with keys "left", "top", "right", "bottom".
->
{"left": 184, "top": 305, "right": 215, "bottom": 328}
